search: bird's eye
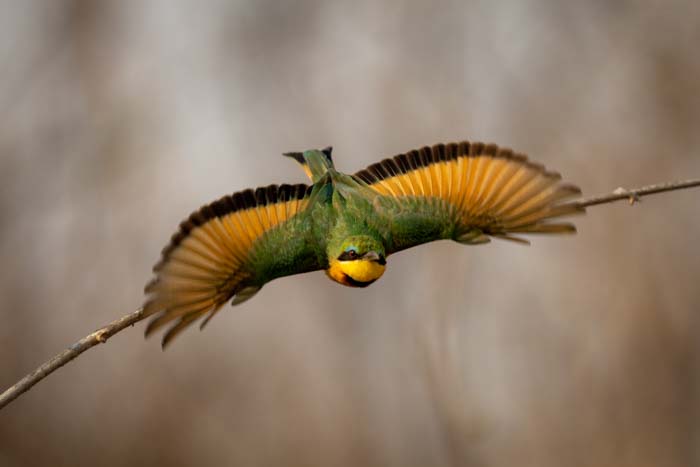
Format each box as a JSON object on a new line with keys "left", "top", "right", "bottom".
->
{"left": 339, "top": 249, "right": 359, "bottom": 261}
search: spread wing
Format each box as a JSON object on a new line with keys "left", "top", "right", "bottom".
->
{"left": 143, "top": 183, "right": 320, "bottom": 347}
{"left": 355, "top": 141, "right": 584, "bottom": 254}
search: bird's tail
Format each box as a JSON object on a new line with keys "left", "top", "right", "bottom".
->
{"left": 283, "top": 147, "right": 334, "bottom": 183}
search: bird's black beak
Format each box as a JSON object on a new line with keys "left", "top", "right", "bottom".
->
{"left": 362, "top": 251, "right": 386, "bottom": 265}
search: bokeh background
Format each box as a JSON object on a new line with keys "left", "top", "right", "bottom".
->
{"left": 1, "top": 1, "right": 699, "bottom": 466}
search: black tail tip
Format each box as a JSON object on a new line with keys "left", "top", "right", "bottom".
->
{"left": 283, "top": 151, "right": 305, "bottom": 164}
{"left": 321, "top": 146, "right": 333, "bottom": 162}
{"left": 284, "top": 147, "right": 333, "bottom": 163}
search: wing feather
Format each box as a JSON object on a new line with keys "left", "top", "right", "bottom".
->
{"left": 355, "top": 141, "right": 583, "bottom": 254}
{"left": 143, "top": 183, "right": 315, "bottom": 347}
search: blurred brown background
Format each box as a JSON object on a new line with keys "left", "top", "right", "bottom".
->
{"left": 1, "top": 1, "right": 699, "bottom": 466}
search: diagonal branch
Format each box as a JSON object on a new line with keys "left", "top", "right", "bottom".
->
{"left": 0, "top": 177, "right": 699, "bottom": 412}
{"left": 571, "top": 179, "right": 700, "bottom": 208}
{"left": 0, "top": 308, "right": 144, "bottom": 410}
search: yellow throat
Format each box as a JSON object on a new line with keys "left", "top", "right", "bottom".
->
{"left": 327, "top": 258, "right": 386, "bottom": 287}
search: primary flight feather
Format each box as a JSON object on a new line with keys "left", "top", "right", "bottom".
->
{"left": 143, "top": 141, "right": 583, "bottom": 347}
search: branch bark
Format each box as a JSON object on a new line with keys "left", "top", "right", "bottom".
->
{"left": 571, "top": 179, "right": 700, "bottom": 208}
{"left": 0, "top": 308, "right": 144, "bottom": 410}
{"left": 0, "top": 177, "right": 699, "bottom": 412}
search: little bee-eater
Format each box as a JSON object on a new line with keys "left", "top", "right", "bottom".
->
{"left": 144, "top": 141, "right": 583, "bottom": 346}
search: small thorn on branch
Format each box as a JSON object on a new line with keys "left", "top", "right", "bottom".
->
{"left": 94, "top": 329, "right": 108, "bottom": 343}
{"left": 612, "top": 187, "right": 641, "bottom": 205}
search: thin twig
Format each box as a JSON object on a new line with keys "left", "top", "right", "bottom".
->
{"left": 1, "top": 178, "right": 699, "bottom": 412}
{"left": 572, "top": 179, "right": 700, "bottom": 208}
{"left": 0, "top": 308, "right": 144, "bottom": 410}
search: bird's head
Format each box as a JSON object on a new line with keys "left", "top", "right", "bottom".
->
{"left": 327, "top": 235, "right": 387, "bottom": 287}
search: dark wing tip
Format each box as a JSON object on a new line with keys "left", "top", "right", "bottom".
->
{"left": 357, "top": 139, "right": 551, "bottom": 182}
{"left": 160, "top": 314, "right": 200, "bottom": 349}
{"left": 558, "top": 183, "right": 583, "bottom": 196}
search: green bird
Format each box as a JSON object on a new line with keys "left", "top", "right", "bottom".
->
{"left": 143, "top": 141, "right": 583, "bottom": 347}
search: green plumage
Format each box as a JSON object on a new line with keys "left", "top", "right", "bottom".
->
{"left": 144, "top": 142, "right": 582, "bottom": 346}
{"left": 246, "top": 150, "right": 456, "bottom": 285}
{"left": 246, "top": 153, "right": 388, "bottom": 282}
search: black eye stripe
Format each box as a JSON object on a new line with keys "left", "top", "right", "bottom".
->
{"left": 337, "top": 251, "right": 386, "bottom": 264}
{"left": 338, "top": 250, "right": 358, "bottom": 261}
